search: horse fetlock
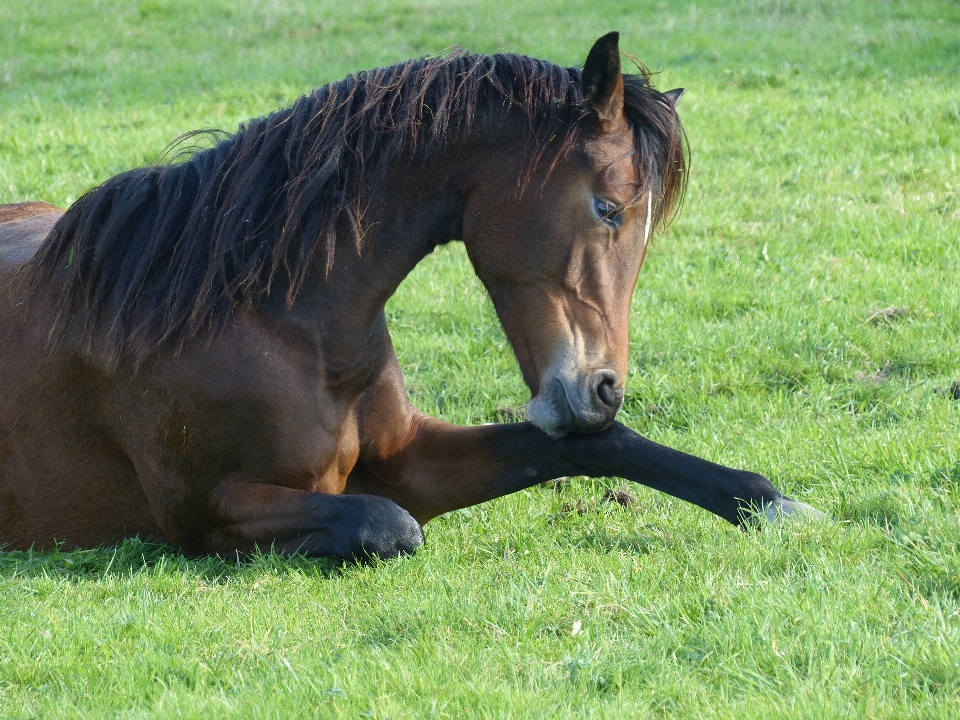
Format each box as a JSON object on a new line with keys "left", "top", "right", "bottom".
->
{"left": 342, "top": 494, "right": 424, "bottom": 561}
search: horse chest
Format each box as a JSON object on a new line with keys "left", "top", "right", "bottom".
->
{"left": 300, "top": 409, "right": 361, "bottom": 495}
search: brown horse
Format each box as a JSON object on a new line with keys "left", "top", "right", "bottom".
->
{"left": 0, "top": 33, "right": 819, "bottom": 559}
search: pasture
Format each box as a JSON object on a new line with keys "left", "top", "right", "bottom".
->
{"left": 1, "top": 0, "right": 958, "bottom": 717}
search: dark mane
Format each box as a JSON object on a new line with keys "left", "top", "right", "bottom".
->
{"left": 27, "top": 49, "right": 687, "bottom": 358}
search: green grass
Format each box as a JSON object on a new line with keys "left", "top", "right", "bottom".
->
{"left": 2, "top": 1, "right": 960, "bottom": 717}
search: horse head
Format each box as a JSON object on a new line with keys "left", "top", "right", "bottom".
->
{"left": 462, "top": 33, "right": 685, "bottom": 437}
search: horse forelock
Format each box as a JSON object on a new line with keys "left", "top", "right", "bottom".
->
{"left": 620, "top": 73, "right": 688, "bottom": 232}
{"left": 26, "top": 48, "right": 686, "bottom": 360}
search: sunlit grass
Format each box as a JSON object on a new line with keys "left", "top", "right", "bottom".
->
{"left": 2, "top": 1, "right": 959, "bottom": 717}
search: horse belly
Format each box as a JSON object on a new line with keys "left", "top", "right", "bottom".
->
{"left": 0, "top": 440, "right": 164, "bottom": 551}
{"left": 0, "top": 318, "right": 162, "bottom": 551}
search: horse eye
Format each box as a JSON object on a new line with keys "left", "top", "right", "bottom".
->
{"left": 593, "top": 197, "right": 625, "bottom": 230}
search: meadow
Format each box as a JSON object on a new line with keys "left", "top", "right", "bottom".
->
{"left": 1, "top": 1, "right": 959, "bottom": 717}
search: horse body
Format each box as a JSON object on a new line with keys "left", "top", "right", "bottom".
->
{"left": 0, "top": 200, "right": 411, "bottom": 553}
{"left": 0, "top": 34, "right": 818, "bottom": 558}
{"left": 1, "top": 204, "right": 156, "bottom": 543}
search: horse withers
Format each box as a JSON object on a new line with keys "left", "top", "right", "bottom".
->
{"left": 0, "top": 33, "right": 819, "bottom": 559}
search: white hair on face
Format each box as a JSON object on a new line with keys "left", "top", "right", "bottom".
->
{"left": 642, "top": 189, "right": 652, "bottom": 249}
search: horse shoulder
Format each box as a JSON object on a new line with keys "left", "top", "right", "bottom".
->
{"left": 346, "top": 351, "right": 422, "bottom": 491}
{"left": 112, "top": 313, "right": 391, "bottom": 500}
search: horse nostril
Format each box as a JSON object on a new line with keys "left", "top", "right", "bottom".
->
{"left": 596, "top": 373, "right": 618, "bottom": 408}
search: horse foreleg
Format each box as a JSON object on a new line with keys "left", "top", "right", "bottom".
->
{"left": 562, "top": 421, "right": 822, "bottom": 524}
{"left": 200, "top": 479, "right": 423, "bottom": 560}
{"left": 351, "top": 418, "right": 820, "bottom": 526}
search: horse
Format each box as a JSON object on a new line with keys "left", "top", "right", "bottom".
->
{"left": 0, "top": 33, "right": 820, "bottom": 560}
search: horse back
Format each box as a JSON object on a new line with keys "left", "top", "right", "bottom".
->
{"left": 0, "top": 202, "right": 63, "bottom": 267}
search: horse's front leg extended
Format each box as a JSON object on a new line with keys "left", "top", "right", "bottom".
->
{"left": 350, "top": 418, "right": 818, "bottom": 525}
{"left": 202, "top": 479, "right": 424, "bottom": 560}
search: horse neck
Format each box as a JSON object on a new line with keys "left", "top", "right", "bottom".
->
{"left": 286, "top": 134, "right": 496, "bottom": 370}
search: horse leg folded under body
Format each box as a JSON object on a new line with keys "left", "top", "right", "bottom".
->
{"left": 349, "top": 418, "right": 821, "bottom": 526}
{"left": 201, "top": 479, "right": 424, "bottom": 560}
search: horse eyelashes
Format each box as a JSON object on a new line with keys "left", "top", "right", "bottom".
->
{"left": 593, "top": 197, "right": 625, "bottom": 229}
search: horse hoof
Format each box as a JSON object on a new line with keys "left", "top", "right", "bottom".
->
{"left": 351, "top": 496, "right": 425, "bottom": 561}
{"left": 762, "top": 497, "right": 826, "bottom": 523}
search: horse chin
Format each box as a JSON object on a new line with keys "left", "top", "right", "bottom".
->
{"left": 527, "top": 370, "right": 623, "bottom": 437}
{"left": 526, "top": 378, "right": 583, "bottom": 438}
{"left": 526, "top": 381, "right": 575, "bottom": 438}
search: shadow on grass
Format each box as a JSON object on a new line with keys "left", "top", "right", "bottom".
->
{"left": 841, "top": 491, "right": 910, "bottom": 529}
{"left": 551, "top": 524, "right": 668, "bottom": 556}
{"left": 841, "top": 462, "right": 960, "bottom": 530}
{"left": 0, "top": 537, "right": 346, "bottom": 583}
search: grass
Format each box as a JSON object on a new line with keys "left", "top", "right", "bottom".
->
{"left": 2, "top": 0, "right": 960, "bottom": 717}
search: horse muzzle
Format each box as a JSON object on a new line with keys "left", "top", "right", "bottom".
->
{"left": 527, "top": 368, "right": 623, "bottom": 437}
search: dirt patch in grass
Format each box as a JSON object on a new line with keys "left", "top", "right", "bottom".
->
{"left": 933, "top": 380, "right": 960, "bottom": 400}
{"left": 602, "top": 486, "right": 638, "bottom": 508}
{"left": 866, "top": 305, "right": 910, "bottom": 325}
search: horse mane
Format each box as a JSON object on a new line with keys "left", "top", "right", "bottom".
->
{"left": 27, "top": 49, "right": 687, "bottom": 359}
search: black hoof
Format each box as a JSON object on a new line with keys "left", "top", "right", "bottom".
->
{"left": 347, "top": 495, "right": 424, "bottom": 561}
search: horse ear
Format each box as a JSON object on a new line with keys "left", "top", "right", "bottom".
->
{"left": 582, "top": 31, "right": 624, "bottom": 127}
{"left": 662, "top": 87, "right": 686, "bottom": 108}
